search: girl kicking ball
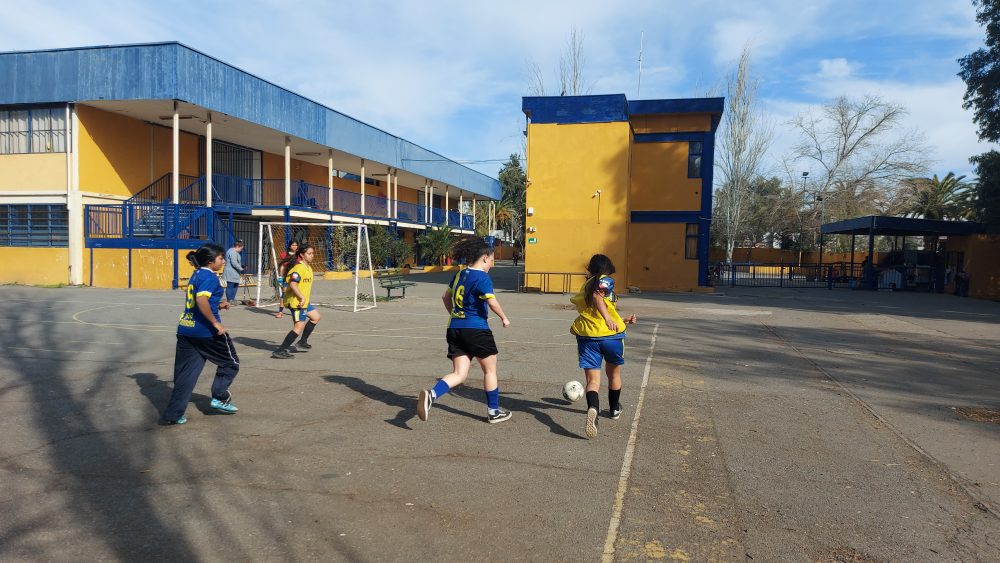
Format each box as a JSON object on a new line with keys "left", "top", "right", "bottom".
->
{"left": 272, "top": 244, "right": 321, "bottom": 359}
{"left": 570, "top": 254, "right": 637, "bottom": 438}
{"left": 417, "top": 237, "right": 512, "bottom": 424}
{"left": 161, "top": 243, "right": 240, "bottom": 425}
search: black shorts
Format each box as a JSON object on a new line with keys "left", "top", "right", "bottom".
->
{"left": 446, "top": 328, "right": 498, "bottom": 359}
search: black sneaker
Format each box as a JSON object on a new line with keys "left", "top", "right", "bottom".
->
{"left": 287, "top": 345, "right": 300, "bottom": 353}
{"left": 609, "top": 404, "right": 623, "bottom": 420}
{"left": 271, "top": 349, "right": 293, "bottom": 359}
{"left": 585, "top": 407, "right": 598, "bottom": 438}
{"left": 487, "top": 407, "right": 512, "bottom": 424}
{"left": 297, "top": 341, "right": 312, "bottom": 350}
{"left": 417, "top": 389, "right": 433, "bottom": 421}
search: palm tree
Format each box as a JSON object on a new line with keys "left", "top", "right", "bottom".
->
{"left": 417, "top": 226, "right": 455, "bottom": 266}
{"left": 902, "top": 172, "right": 973, "bottom": 220}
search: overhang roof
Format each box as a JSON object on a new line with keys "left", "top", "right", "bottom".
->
{"left": 521, "top": 94, "right": 724, "bottom": 125}
{"left": 0, "top": 42, "right": 500, "bottom": 200}
{"left": 821, "top": 215, "right": 987, "bottom": 237}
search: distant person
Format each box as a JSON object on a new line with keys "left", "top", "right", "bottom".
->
{"left": 223, "top": 239, "right": 244, "bottom": 305}
{"left": 417, "top": 237, "right": 512, "bottom": 424}
{"left": 161, "top": 244, "right": 240, "bottom": 425}
{"left": 570, "top": 254, "right": 637, "bottom": 439}
{"left": 512, "top": 249, "right": 520, "bottom": 267}
{"left": 274, "top": 240, "right": 300, "bottom": 318}
{"left": 956, "top": 267, "right": 971, "bottom": 297}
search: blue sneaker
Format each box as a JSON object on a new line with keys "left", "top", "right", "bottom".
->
{"left": 163, "top": 416, "right": 186, "bottom": 426}
{"left": 210, "top": 397, "right": 238, "bottom": 413}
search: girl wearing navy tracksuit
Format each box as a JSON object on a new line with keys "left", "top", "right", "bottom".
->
{"left": 161, "top": 243, "right": 241, "bottom": 425}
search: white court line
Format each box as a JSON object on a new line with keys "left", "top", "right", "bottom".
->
{"left": 8, "top": 347, "right": 97, "bottom": 354}
{"left": 602, "top": 323, "right": 659, "bottom": 563}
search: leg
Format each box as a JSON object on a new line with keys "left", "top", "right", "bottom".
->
{"left": 202, "top": 333, "right": 240, "bottom": 407}
{"left": 477, "top": 354, "right": 511, "bottom": 423}
{"left": 417, "top": 355, "right": 472, "bottom": 422}
{"left": 441, "top": 354, "right": 474, "bottom": 389}
{"left": 226, "top": 282, "right": 239, "bottom": 303}
{"left": 162, "top": 336, "right": 207, "bottom": 423}
{"left": 298, "top": 309, "right": 322, "bottom": 347}
{"left": 606, "top": 362, "right": 623, "bottom": 419}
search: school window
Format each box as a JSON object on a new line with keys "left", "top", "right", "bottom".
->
{"left": 684, "top": 223, "right": 698, "bottom": 259}
{"left": 0, "top": 205, "right": 69, "bottom": 247}
{"left": 687, "top": 141, "right": 703, "bottom": 178}
{"left": 0, "top": 106, "right": 67, "bottom": 154}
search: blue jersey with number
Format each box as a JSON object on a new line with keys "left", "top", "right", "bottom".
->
{"left": 448, "top": 268, "right": 495, "bottom": 329}
{"left": 178, "top": 267, "right": 223, "bottom": 338}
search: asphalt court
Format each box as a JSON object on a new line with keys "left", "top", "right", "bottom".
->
{"left": 1, "top": 265, "right": 999, "bottom": 561}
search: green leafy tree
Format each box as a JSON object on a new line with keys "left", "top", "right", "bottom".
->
{"left": 959, "top": 0, "right": 1000, "bottom": 231}
{"left": 900, "top": 173, "right": 973, "bottom": 220}
{"left": 417, "top": 226, "right": 455, "bottom": 266}
{"left": 497, "top": 154, "right": 527, "bottom": 243}
{"left": 388, "top": 237, "right": 414, "bottom": 268}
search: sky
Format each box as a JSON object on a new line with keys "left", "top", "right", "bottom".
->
{"left": 0, "top": 0, "right": 992, "bottom": 181}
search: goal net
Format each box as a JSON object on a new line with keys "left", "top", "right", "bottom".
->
{"left": 255, "top": 222, "right": 377, "bottom": 312}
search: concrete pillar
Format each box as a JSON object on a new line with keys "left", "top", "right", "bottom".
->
{"left": 284, "top": 136, "right": 291, "bottom": 207}
{"left": 360, "top": 159, "right": 366, "bottom": 216}
{"left": 328, "top": 151, "right": 335, "bottom": 212}
{"left": 386, "top": 167, "right": 392, "bottom": 218}
{"left": 205, "top": 112, "right": 213, "bottom": 208}
{"left": 172, "top": 101, "right": 179, "bottom": 204}
{"left": 68, "top": 104, "right": 83, "bottom": 285}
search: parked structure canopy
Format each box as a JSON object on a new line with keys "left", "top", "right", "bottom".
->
{"left": 821, "top": 215, "right": 986, "bottom": 237}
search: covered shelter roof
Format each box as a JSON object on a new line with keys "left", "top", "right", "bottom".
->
{"left": 821, "top": 215, "right": 986, "bottom": 237}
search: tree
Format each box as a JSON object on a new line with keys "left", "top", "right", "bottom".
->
{"left": 417, "top": 226, "right": 455, "bottom": 266}
{"left": 788, "top": 95, "right": 930, "bottom": 248}
{"left": 900, "top": 172, "right": 973, "bottom": 220}
{"left": 527, "top": 27, "right": 591, "bottom": 96}
{"left": 496, "top": 154, "right": 527, "bottom": 243}
{"left": 714, "top": 45, "right": 773, "bottom": 263}
{"left": 958, "top": 0, "right": 1000, "bottom": 231}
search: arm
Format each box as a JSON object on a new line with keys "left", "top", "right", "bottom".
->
{"left": 592, "top": 292, "right": 617, "bottom": 331}
{"left": 442, "top": 289, "right": 453, "bottom": 314}
{"left": 486, "top": 298, "right": 510, "bottom": 328}
{"left": 196, "top": 295, "right": 225, "bottom": 336}
{"left": 289, "top": 280, "right": 306, "bottom": 305}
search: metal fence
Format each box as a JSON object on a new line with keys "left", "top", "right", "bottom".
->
{"left": 712, "top": 262, "right": 866, "bottom": 289}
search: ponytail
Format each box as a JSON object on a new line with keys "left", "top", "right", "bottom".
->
{"left": 188, "top": 243, "right": 225, "bottom": 269}
{"left": 584, "top": 254, "right": 616, "bottom": 308}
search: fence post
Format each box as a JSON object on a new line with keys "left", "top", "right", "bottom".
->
{"left": 827, "top": 265, "right": 834, "bottom": 290}
{"left": 779, "top": 264, "right": 784, "bottom": 288}
{"left": 729, "top": 263, "right": 736, "bottom": 288}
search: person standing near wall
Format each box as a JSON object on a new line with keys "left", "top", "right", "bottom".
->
{"left": 223, "top": 240, "right": 245, "bottom": 305}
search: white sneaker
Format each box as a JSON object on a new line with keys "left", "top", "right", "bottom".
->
{"left": 585, "top": 407, "right": 598, "bottom": 439}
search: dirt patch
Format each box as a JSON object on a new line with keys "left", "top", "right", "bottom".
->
{"left": 954, "top": 407, "right": 1000, "bottom": 424}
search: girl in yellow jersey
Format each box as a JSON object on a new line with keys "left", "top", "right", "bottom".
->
{"left": 570, "top": 254, "right": 636, "bottom": 438}
{"left": 272, "top": 245, "right": 322, "bottom": 359}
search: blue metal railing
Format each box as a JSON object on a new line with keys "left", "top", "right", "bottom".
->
{"left": 364, "top": 193, "right": 388, "bottom": 217}
{"left": 127, "top": 173, "right": 200, "bottom": 204}
{"left": 431, "top": 207, "right": 446, "bottom": 225}
{"left": 462, "top": 213, "right": 474, "bottom": 230}
{"left": 294, "top": 181, "right": 329, "bottom": 210}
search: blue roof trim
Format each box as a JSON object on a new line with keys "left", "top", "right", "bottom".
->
{"left": 627, "top": 97, "right": 724, "bottom": 116}
{"left": 522, "top": 94, "right": 627, "bottom": 124}
{"left": 0, "top": 43, "right": 499, "bottom": 200}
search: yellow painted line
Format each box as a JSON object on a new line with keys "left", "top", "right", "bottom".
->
{"left": 603, "top": 323, "right": 659, "bottom": 563}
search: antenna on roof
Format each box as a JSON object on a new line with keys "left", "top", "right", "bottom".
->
{"left": 637, "top": 31, "right": 644, "bottom": 98}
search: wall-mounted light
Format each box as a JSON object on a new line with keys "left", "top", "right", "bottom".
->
{"left": 295, "top": 152, "right": 322, "bottom": 157}
{"left": 527, "top": 226, "right": 537, "bottom": 233}
{"left": 526, "top": 207, "right": 534, "bottom": 216}
{"left": 592, "top": 189, "right": 603, "bottom": 224}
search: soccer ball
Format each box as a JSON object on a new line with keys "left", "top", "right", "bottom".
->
{"left": 562, "top": 380, "right": 584, "bottom": 402}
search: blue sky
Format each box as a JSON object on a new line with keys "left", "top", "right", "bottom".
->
{"left": 0, "top": 0, "right": 990, "bottom": 180}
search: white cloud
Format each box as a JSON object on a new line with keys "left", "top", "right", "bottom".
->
{"left": 817, "top": 58, "right": 856, "bottom": 80}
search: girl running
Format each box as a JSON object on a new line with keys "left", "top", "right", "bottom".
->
{"left": 417, "top": 237, "right": 512, "bottom": 424}
{"left": 570, "top": 254, "right": 637, "bottom": 438}
{"left": 272, "top": 244, "right": 321, "bottom": 359}
{"left": 161, "top": 243, "right": 240, "bottom": 425}
{"left": 274, "top": 240, "right": 300, "bottom": 318}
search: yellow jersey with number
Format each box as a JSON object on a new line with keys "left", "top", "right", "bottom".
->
{"left": 570, "top": 275, "right": 626, "bottom": 338}
{"left": 283, "top": 263, "right": 314, "bottom": 309}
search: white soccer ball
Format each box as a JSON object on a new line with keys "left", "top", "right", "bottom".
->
{"left": 562, "top": 380, "right": 584, "bottom": 402}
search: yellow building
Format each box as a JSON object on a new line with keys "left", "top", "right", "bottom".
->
{"left": 520, "top": 95, "right": 724, "bottom": 292}
{"left": 0, "top": 43, "right": 499, "bottom": 288}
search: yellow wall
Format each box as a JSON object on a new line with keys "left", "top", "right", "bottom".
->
{"left": 0, "top": 153, "right": 68, "bottom": 191}
{"left": 626, "top": 223, "right": 699, "bottom": 291}
{"left": 89, "top": 248, "right": 175, "bottom": 289}
{"left": 629, "top": 141, "right": 701, "bottom": 211}
{"left": 630, "top": 113, "right": 711, "bottom": 134}
{"left": 78, "top": 105, "right": 200, "bottom": 198}
{"left": 0, "top": 247, "right": 69, "bottom": 285}
{"left": 524, "top": 121, "right": 631, "bottom": 282}
{"left": 945, "top": 235, "right": 1000, "bottom": 300}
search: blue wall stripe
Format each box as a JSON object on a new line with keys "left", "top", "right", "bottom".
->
{"left": 630, "top": 211, "right": 704, "bottom": 223}
{"left": 634, "top": 132, "right": 706, "bottom": 143}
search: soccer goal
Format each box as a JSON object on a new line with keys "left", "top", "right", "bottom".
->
{"left": 255, "top": 222, "right": 377, "bottom": 312}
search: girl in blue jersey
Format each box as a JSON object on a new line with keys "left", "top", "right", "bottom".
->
{"left": 417, "top": 237, "right": 512, "bottom": 424}
{"left": 570, "top": 254, "right": 637, "bottom": 438}
{"left": 161, "top": 244, "right": 241, "bottom": 425}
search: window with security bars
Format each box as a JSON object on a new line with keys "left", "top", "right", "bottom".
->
{"left": 685, "top": 223, "right": 698, "bottom": 259}
{"left": 0, "top": 106, "right": 67, "bottom": 154}
{"left": 0, "top": 205, "right": 69, "bottom": 247}
{"left": 687, "top": 141, "right": 702, "bottom": 178}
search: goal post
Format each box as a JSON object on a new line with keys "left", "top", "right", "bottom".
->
{"left": 255, "top": 221, "right": 377, "bottom": 312}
